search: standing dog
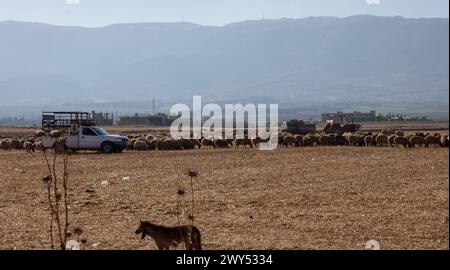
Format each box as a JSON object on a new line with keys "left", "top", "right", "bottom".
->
{"left": 135, "top": 220, "right": 202, "bottom": 250}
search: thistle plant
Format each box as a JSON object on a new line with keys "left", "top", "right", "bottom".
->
{"left": 37, "top": 130, "right": 71, "bottom": 250}
{"left": 187, "top": 169, "right": 198, "bottom": 225}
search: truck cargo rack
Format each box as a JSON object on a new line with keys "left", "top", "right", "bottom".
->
{"left": 41, "top": 112, "right": 95, "bottom": 132}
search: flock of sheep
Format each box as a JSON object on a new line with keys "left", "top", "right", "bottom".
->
{"left": 0, "top": 130, "right": 449, "bottom": 153}
{"left": 276, "top": 130, "right": 450, "bottom": 148}
{"left": 0, "top": 136, "right": 43, "bottom": 152}
{"left": 126, "top": 130, "right": 450, "bottom": 151}
{"left": 128, "top": 133, "right": 255, "bottom": 151}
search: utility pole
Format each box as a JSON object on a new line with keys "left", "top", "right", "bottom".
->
{"left": 152, "top": 96, "right": 155, "bottom": 115}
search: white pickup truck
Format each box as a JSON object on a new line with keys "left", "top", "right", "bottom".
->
{"left": 43, "top": 126, "right": 129, "bottom": 153}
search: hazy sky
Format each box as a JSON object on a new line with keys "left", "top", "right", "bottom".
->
{"left": 0, "top": 0, "right": 448, "bottom": 27}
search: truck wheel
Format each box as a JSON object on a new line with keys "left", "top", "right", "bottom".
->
{"left": 101, "top": 142, "right": 115, "bottom": 154}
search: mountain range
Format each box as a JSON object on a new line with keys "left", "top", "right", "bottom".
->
{"left": 0, "top": 15, "right": 448, "bottom": 115}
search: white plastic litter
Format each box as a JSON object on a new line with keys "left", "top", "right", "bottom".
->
{"left": 364, "top": 240, "right": 380, "bottom": 250}
{"left": 66, "top": 240, "right": 80, "bottom": 250}
{"left": 122, "top": 176, "right": 130, "bottom": 181}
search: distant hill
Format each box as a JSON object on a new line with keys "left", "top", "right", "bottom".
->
{"left": 0, "top": 16, "right": 448, "bottom": 112}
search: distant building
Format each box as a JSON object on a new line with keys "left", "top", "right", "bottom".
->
{"left": 90, "top": 111, "right": 114, "bottom": 126}
{"left": 119, "top": 113, "right": 175, "bottom": 126}
{"left": 0, "top": 116, "right": 38, "bottom": 126}
{"left": 321, "top": 110, "right": 377, "bottom": 123}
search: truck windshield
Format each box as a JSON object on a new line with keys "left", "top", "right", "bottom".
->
{"left": 91, "top": 127, "right": 109, "bottom": 135}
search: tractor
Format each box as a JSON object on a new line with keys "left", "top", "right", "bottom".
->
{"left": 282, "top": 119, "right": 316, "bottom": 135}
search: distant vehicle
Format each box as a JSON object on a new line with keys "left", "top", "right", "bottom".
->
{"left": 282, "top": 119, "right": 316, "bottom": 135}
{"left": 41, "top": 112, "right": 128, "bottom": 153}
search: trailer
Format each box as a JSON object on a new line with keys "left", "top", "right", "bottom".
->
{"left": 322, "top": 121, "right": 361, "bottom": 135}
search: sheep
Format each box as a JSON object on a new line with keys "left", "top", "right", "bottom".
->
{"left": 145, "top": 134, "right": 154, "bottom": 141}
{"left": 359, "top": 134, "right": 367, "bottom": 144}
{"left": 128, "top": 139, "right": 137, "bottom": 150}
{"left": 0, "top": 139, "right": 11, "bottom": 150}
{"left": 424, "top": 135, "right": 440, "bottom": 147}
{"left": 35, "top": 130, "right": 46, "bottom": 138}
{"left": 157, "top": 140, "right": 170, "bottom": 151}
{"left": 234, "top": 138, "right": 253, "bottom": 149}
{"left": 364, "top": 135, "right": 375, "bottom": 147}
{"left": 147, "top": 139, "right": 159, "bottom": 150}
{"left": 347, "top": 135, "right": 364, "bottom": 146}
{"left": 190, "top": 139, "right": 202, "bottom": 149}
{"left": 134, "top": 140, "right": 150, "bottom": 151}
{"left": 201, "top": 138, "right": 216, "bottom": 149}
{"left": 376, "top": 134, "right": 388, "bottom": 147}
{"left": 34, "top": 140, "right": 44, "bottom": 151}
{"left": 23, "top": 141, "right": 35, "bottom": 153}
{"left": 409, "top": 136, "right": 426, "bottom": 148}
{"left": 277, "top": 134, "right": 286, "bottom": 147}
{"left": 300, "top": 133, "right": 319, "bottom": 147}
{"left": 310, "top": 134, "right": 320, "bottom": 146}
{"left": 165, "top": 140, "right": 182, "bottom": 150}
{"left": 393, "top": 136, "right": 410, "bottom": 148}
{"left": 252, "top": 136, "right": 271, "bottom": 147}
{"left": 157, "top": 139, "right": 183, "bottom": 151}
{"left": 388, "top": 135, "right": 398, "bottom": 147}
{"left": 10, "top": 139, "right": 23, "bottom": 150}
{"left": 318, "top": 134, "right": 332, "bottom": 146}
{"left": 395, "top": 130, "right": 405, "bottom": 137}
{"left": 179, "top": 139, "right": 196, "bottom": 150}
{"left": 283, "top": 136, "right": 298, "bottom": 147}
{"left": 155, "top": 140, "right": 171, "bottom": 151}
{"left": 140, "top": 138, "right": 152, "bottom": 148}
{"left": 214, "top": 139, "right": 230, "bottom": 148}
{"left": 292, "top": 135, "right": 304, "bottom": 146}
{"left": 302, "top": 135, "right": 314, "bottom": 147}
{"left": 333, "top": 135, "right": 347, "bottom": 146}
{"left": 440, "top": 135, "right": 449, "bottom": 148}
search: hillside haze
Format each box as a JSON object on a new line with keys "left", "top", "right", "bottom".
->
{"left": 0, "top": 15, "right": 448, "bottom": 112}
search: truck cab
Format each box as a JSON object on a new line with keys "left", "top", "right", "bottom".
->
{"left": 64, "top": 126, "right": 128, "bottom": 153}
{"left": 41, "top": 112, "right": 128, "bottom": 153}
